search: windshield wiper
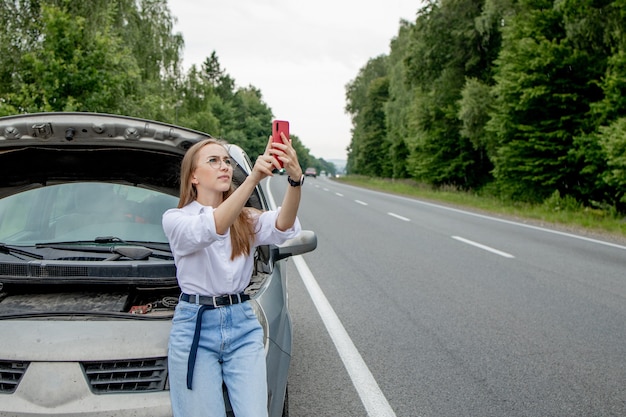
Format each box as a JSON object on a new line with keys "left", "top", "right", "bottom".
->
{"left": 94, "top": 237, "right": 172, "bottom": 253}
{"left": 96, "top": 237, "right": 172, "bottom": 252}
{"left": 125, "top": 241, "right": 172, "bottom": 253}
{"left": 95, "top": 236, "right": 125, "bottom": 243}
{"left": 36, "top": 238, "right": 171, "bottom": 254}
{"left": 35, "top": 236, "right": 125, "bottom": 247}
{"left": 0, "top": 243, "right": 43, "bottom": 259}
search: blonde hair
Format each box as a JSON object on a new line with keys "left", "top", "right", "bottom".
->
{"left": 178, "top": 138, "right": 255, "bottom": 259}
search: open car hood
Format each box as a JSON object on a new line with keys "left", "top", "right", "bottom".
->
{"left": 0, "top": 112, "right": 218, "bottom": 198}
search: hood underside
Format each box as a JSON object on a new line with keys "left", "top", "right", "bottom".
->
{"left": 0, "top": 112, "right": 211, "bottom": 198}
{"left": 0, "top": 146, "right": 183, "bottom": 197}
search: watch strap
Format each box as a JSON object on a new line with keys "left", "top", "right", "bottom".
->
{"left": 287, "top": 175, "right": 304, "bottom": 187}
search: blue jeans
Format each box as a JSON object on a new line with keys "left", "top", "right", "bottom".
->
{"left": 168, "top": 300, "right": 268, "bottom": 417}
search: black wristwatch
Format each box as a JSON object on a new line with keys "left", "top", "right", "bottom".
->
{"left": 287, "top": 175, "right": 305, "bottom": 187}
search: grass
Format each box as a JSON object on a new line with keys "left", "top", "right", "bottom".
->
{"left": 334, "top": 176, "right": 626, "bottom": 242}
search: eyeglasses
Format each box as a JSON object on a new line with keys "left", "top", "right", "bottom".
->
{"left": 204, "top": 156, "right": 235, "bottom": 170}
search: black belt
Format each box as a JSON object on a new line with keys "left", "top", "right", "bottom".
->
{"left": 180, "top": 292, "right": 250, "bottom": 307}
{"left": 181, "top": 292, "right": 251, "bottom": 389}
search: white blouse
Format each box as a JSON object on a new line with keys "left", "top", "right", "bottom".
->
{"left": 162, "top": 200, "right": 301, "bottom": 296}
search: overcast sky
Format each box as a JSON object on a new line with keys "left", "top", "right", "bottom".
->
{"left": 168, "top": 1, "right": 420, "bottom": 161}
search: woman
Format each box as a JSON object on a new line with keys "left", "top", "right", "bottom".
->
{"left": 162, "top": 133, "right": 303, "bottom": 417}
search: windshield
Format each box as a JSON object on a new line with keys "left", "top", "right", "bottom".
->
{"left": 0, "top": 183, "right": 178, "bottom": 245}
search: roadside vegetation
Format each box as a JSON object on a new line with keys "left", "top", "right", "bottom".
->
{"left": 0, "top": 0, "right": 336, "bottom": 176}
{"left": 336, "top": 175, "right": 626, "bottom": 241}
{"left": 344, "top": 1, "right": 626, "bottom": 222}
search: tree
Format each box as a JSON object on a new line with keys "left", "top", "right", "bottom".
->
{"left": 0, "top": 0, "right": 183, "bottom": 117}
{"left": 355, "top": 76, "right": 390, "bottom": 177}
{"left": 458, "top": 78, "right": 494, "bottom": 152}
{"left": 202, "top": 51, "right": 235, "bottom": 101}
{"left": 1, "top": 3, "right": 141, "bottom": 114}
{"left": 599, "top": 117, "right": 626, "bottom": 207}
{"left": 488, "top": 0, "right": 612, "bottom": 202}
{"left": 345, "top": 56, "right": 388, "bottom": 175}
{"left": 220, "top": 86, "right": 273, "bottom": 158}
{"left": 404, "top": 0, "right": 493, "bottom": 189}
{"left": 385, "top": 20, "right": 414, "bottom": 179}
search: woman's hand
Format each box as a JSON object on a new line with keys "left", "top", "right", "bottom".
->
{"left": 248, "top": 137, "right": 283, "bottom": 184}
{"left": 270, "top": 133, "right": 303, "bottom": 179}
{"left": 270, "top": 133, "right": 302, "bottom": 231}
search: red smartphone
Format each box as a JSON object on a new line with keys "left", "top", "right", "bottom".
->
{"left": 271, "top": 119, "right": 289, "bottom": 168}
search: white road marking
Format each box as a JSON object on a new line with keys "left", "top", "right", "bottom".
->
{"left": 355, "top": 200, "right": 368, "bottom": 206}
{"left": 335, "top": 192, "right": 344, "bottom": 197}
{"left": 452, "top": 236, "right": 515, "bottom": 258}
{"left": 356, "top": 188, "right": 626, "bottom": 251}
{"left": 293, "top": 256, "right": 398, "bottom": 417}
{"left": 265, "top": 177, "right": 397, "bottom": 417}
{"left": 387, "top": 212, "right": 410, "bottom": 222}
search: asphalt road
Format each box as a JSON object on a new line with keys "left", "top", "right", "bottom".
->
{"left": 268, "top": 175, "right": 626, "bottom": 417}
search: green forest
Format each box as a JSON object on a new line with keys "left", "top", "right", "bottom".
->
{"left": 346, "top": 0, "right": 626, "bottom": 215}
{"left": 0, "top": 0, "right": 336, "bottom": 175}
{"left": 1, "top": 0, "right": 625, "bottom": 215}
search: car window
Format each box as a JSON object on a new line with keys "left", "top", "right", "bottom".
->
{"left": 0, "top": 183, "right": 178, "bottom": 245}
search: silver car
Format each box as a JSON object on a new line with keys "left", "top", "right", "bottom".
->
{"left": 0, "top": 112, "right": 316, "bottom": 416}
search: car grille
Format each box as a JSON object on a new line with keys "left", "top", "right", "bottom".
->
{"left": 0, "top": 360, "right": 29, "bottom": 393}
{"left": 0, "top": 263, "right": 89, "bottom": 278}
{"left": 0, "top": 262, "right": 176, "bottom": 280}
{"left": 82, "top": 358, "right": 168, "bottom": 394}
{"left": 0, "top": 264, "right": 28, "bottom": 277}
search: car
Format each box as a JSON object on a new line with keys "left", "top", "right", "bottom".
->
{"left": 304, "top": 167, "right": 317, "bottom": 178}
{"left": 0, "top": 112, "right": 317, "bottom": 417}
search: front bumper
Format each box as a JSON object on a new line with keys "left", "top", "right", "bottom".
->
{"left": 0, "top": 320, "right": 173, "bottom": 417}
{"left": 1, "top": 361, "right": 171, "bottom": 416}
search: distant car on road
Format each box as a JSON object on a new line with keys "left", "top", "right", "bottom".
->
{"left": 304, "top": 167, "right": 317, "bottom": 178}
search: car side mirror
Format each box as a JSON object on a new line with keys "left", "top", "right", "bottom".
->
{"left": 272, "top": 230, "right": 317, "bottom": 262}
